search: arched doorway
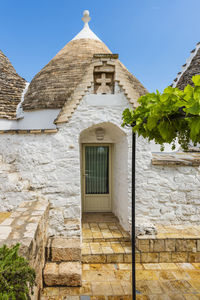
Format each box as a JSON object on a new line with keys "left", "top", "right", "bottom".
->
{"left": 79, "top": 122, "right": 130, "bottom": 230}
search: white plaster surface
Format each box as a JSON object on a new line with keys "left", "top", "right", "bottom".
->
{"left": 72, "top": 11, "right": 101, "bottom": 41}
{"left": 0, "top": 110, "right": 59, "bottom": 130}
{"left": 85, "top": 94, "right": 127, "bottom": 107}
{"left": 136, "top": 140, "right": 200, "bottom": 225}
{"left": 150, "top": 139, "right": 180, "bottom": 152}
{"left": 72, "top": 23, "right": 101, "bottom": 41}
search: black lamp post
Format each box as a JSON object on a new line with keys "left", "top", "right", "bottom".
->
{"left": 132, "top": 132, "right": 136, "bottom": 299}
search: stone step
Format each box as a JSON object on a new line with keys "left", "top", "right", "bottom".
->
{"left": 46, "top": 237, "right": 81, "bottom": 262}
{"left": 43, "top": 262, "right": 82, "bottom": 287}
{"left": 82, "top": 222, "right": 131, "bottom": 243}
{"left": 82, "top": 241, "right": 131, "bottom": 263}
{"left": 83, "top": 236, "right": 130, "bottom": 243}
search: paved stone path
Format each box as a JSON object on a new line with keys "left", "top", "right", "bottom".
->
{"left": 42, "top": 214, "right": 200, "bottom": 299}
{"left": 42, "top": 263, "right": 131, "bottom": 299}
{"left": 42, "top": 262, "right": 200, "bottom": 299}
{"left": 2, "top": 211, "right": 200, "bottom": 299}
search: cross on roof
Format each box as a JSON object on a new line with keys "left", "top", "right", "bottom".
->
{"left": 96, "top": 73, "right": 111, "bottom": 94}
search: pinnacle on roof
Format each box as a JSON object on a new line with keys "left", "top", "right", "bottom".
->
{"left": 72, "top": 10, "right": 101, "bottom": 41}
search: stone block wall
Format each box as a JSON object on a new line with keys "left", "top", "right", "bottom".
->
{"left": 136, "top": 143, "right": 200, "bottom": 226}
{"left": 136, "top": 236, "right": 200, "bottom": 263}
{"left": 0, "top": 199, "right": 49, "bottom": 299}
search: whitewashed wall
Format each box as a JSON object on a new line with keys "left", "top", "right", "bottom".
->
{"left": 0, "top": 92, "right": 132, "bottom": 235}
{"left": 0, "top": 110, "right": 59, "bottom": 130}
{"left": 0, "top": 90, "right": 199, "bottom": 238}
{"left": 136, "top": 138, "right": 200, "bottom": 225}
{"left": 112, "top": 133, "right": 130, "bottom": 230}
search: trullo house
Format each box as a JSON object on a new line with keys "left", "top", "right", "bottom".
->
{"left": 0, "top": 10, "right": 199, "bottom": 244}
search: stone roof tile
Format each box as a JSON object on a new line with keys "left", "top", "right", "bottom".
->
{"left": 0, "top": 50, "right": 26, "bottom": 119}
{"left": 172, "top": 43, "right": 200, "bottom": 89}
{"left": 23, "top": 39, "right": 111, "bottom": 111}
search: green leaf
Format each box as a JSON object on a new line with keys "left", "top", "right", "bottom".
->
{"left": 192, "top": 74, "right": 200, "bottom": 86}
{"left": 190, "top": 118, "right": 200, "bottom": 140}
{"left": 147, "top": 115, "right": 159, "bottom": 130}
{"left": 186, "top": 101, "right": 200, "bottom": 115}
{"left": 184, "top": 84, "right": 193, "bottom": 101}
{"left": 122, "top": 76, "right": 200, "bottom": 150}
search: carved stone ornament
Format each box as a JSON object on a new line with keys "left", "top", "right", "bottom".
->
{"left": 95, "top": 127, "right": 105, "bottom": 140}
{"left": 94, "top": 61, "right": 115, "bottom": 94}
{"left": 96, "top": 73, "right": 112, "bottom": 94}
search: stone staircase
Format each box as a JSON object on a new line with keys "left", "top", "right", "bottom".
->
{"left": 43, "top": 237, "right": 82, "bottom": 287}
{"left": 82, "top": 218, "right": 132, "bottom": 264}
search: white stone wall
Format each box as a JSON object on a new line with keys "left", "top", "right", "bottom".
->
{"left": 0, "top": 90, "right": 199, "bottom": 237}
{"left": 136, "top": 137, "right": 200, "bottom": 226}
{"left": 0, "top": 92, "right": 132, "bottom": 236}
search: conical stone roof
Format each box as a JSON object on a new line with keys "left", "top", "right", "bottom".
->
{"left": 172, "top": 42, "right": 200, "bottom": 89}
{"left": 0, "top": 50, "right": 26, "bottom": 119}
{"left": 23, "top": 39, "right": 111, "bottom": 111}
{"left": 23, "top": 10, "right": 147, "bottom": 112}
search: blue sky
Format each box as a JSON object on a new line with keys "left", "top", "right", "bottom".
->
{"left": 0, "top": 0, "right": 200, "bottom": 92}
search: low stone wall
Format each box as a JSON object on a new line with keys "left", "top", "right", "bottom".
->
{"left": 0, "top": 199, "right": 49, "bottom": 299}
{"left": 136, "top": 236, "right": 200, "bottom": 263}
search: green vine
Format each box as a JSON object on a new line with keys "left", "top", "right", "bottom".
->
{"left": 122, "top": 75, "right": 200, "bottom": 150}
{"left": 0, "top": 244, "right": 36, "bottom": 300}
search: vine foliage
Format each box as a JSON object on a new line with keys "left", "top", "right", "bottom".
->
{"left": 0, "top": 243, "right": 36, "bottom": 300}
{"left": 122, "top": 75, "right": 200, "bottom": 150}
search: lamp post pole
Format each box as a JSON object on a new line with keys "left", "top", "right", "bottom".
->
{"left": 132, "top": 132, "right": 136, "bottom": 299}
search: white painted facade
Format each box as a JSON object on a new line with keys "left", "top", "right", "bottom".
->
{"left": 0, "top": 90, "right": 199, "bottom": 238}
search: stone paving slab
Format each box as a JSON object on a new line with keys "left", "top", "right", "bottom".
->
{"left": 140, "top": 225, "right": 200, "bottom": 240}
{"left": 82, "top": 241, "right": 131, "bottom": 264}
{"left": 41, "top": 262, "right": 200, "bottom": 299}
{"left": 82, "top": 222, "right": 130, "bottom": 242}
